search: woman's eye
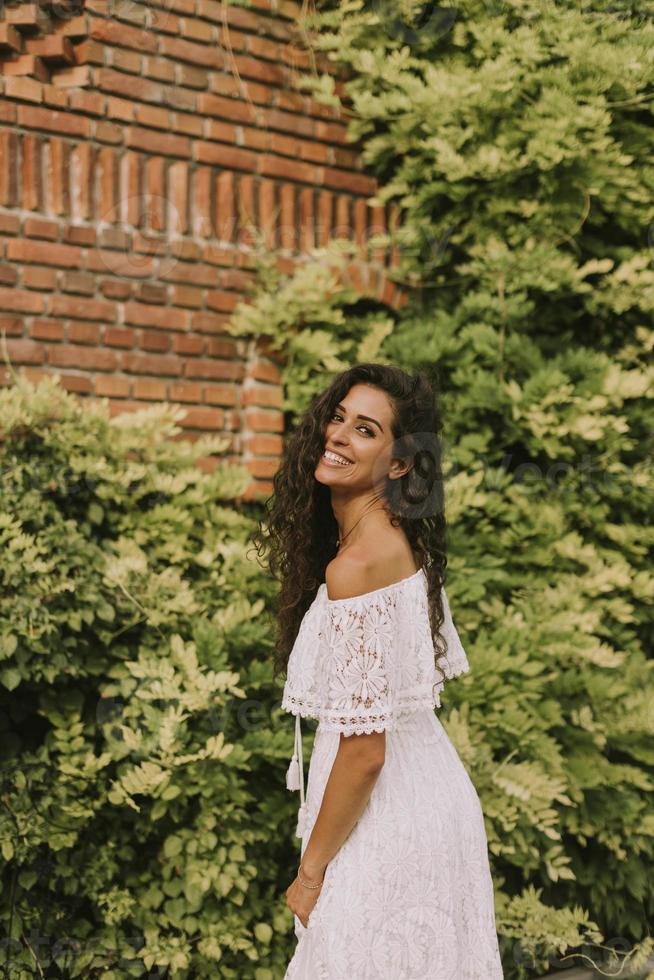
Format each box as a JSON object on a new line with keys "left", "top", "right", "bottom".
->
{"left": 329, "top": 413, "right": 373, "bottom": 436}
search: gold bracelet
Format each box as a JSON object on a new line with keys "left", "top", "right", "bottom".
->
{"left": 297, "top": 863, "right": 324, "bottom": 890}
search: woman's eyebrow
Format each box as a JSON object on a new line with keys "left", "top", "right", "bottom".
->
{"left": 335, "top": 403, "right": 384, "bottom": 433}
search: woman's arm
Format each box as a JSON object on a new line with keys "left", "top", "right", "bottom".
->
{"left": 300, "top": 731, "right": 385, "bottom": 880}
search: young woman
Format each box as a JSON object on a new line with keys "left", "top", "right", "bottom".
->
{"left": 253, "top": 362, "right": 504, "bottom": 978}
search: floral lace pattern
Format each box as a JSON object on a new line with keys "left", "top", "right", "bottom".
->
{"left": 281, "top": 570, "right": 504, "bottom": 979}
{"left": 281, "top": 569, "right": 471, "bottom": 737}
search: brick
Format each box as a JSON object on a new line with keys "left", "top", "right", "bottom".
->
{"left": 144, "top": 56, "right": 176, "bottom": 83}
{"left": 0, "top": 23, "right": 22, "bottom": 54}
{"left": 318, "top": 190, "right": 333, "bottom": 247}
{"left": 8, "top": 239, "right": 81, "bottom": 268}
{"left": 0, "top": 265, "right": 17, "bottom": 286}
{"left": 0, "top": 315, "right": 22, "bottom": 336}
{"left": 89, "top": 16, "right": 158, "bottom": 52}
{"left": 244, "top": 407, "right": 284, "bottom": 432}
{"left": 45, "top": 137, "right": 69, "bottom": 217}
{"left": 171, "top": 334, "right": 204, "bottom": 355}
{"left": 88, "top": 248, "right": 155, "bottom": 280}
{"left": 191, "top": 311, "right": 230, "bottom": 334}
{"left": 2, "top": 54, "right": 49, "bottom": 82}
{"left": 50, "top": 295, "right": 115, "bottom": 320}
{"left": 140, "top": 329, "right": 171, "bottom": 352}
{"left": 5, "top": 77, "right": 43, "bottom": 103}
{"left": 111, "top": 49, "right": 142, "bottom": 75}
{"left": 134, "top": 103, "right": 170, "bottom": 130}
{"left": 171, "top": 111, "right": 203, "bottom": 137}
{"left": 259, "top": 178, "right": 277, "bottom": 250}
{"left": 95, "top": 120, "right": 123, "bottom": 144}
{"left": 70, "top": 144, "right": 93, "bottom": 223}
{"left": 25, "top": 36, "right": 75, "bottom": 63}
{"left": 22, "top": 134, "right": 42, "bottom": 212}
{"left": 236, "top": 174, "right": 256, "bottom": 247}
{"left": 104, "top": 326, "right": 135, "bottom": 347}
{"left": 184, "top": 358, "right": 244, "bottom": 380}
{"left": 168, "top": 160, "right": 189, "bottom": 235}
{"left": 180, "top": 17, "right": 214, "bottom": 43}
{"left": 59, "top": 374, "right": 93, "bottom": 395}
{"left": 205, "top": 119, "right": 239, "bottom": 145}
{"left": 55, "top": 14, "right": 89, "bottom": 39}
{"left": 48, "top": 345, "right": 117, "bottom": 371}
{"left": 213, "top": 170, "right": 235, "bottom": 244}
{"left": 145, "top": 157, "right": 166, "bottom": 232}
{"left": 106, "top": 96, "right": 134, "bottom": 122}
{"left": 99, "top": 279, "right": 131, "bottom": 301}
{"left": 124, "top": 302, "right": 189, "bottom": 331}
{"left": 6, "top": 4, "right": 50, "bottom": 31}
{"left": 67, "top": 92, "right": 101, "bottom": 118}
{"left": 126, "top": 128, "right": 191, "bottom": 159}
{"left": 192, "top": 166, "right": 213, "bottom": 238}
{"left": 194, "top": 142, "right": 257, "bottom": 172}
{"left": 23, "top": 267, "right": 57, "bottom": 290}
{"left": 206, "top": 290, "right": 239, "bottom": 313}
{"left": 246, "top": 457, "right": 279, "bottom": 478}
{"left": 164, "top": 85, "right": 196, "bottom": 112}
{"left": 176, "top": 63, "right": 209, "bottom": 89}
{"left": 197, "top": 92, "right": 259, "bottom": 127}
{"left": 23, "top": 217, "right": 58, "bottom": 239}
{"left": 178, "top": 406, "right": 225, "bottom": 429}
{"left": 160, "top": 35, "right": 225, "bottom": 70}
{"left": 95, "top": 68, "right": 162, "bottom": 103}
{"left": 53, "top": 66, "right": 92, "bottom": 89}
{"left": 137, "top": 283, "right": 167, "bottom": 304}
{"left": 242, "top": 384, "right": 283, "bottom": 408}
{"left": 64, "top": 224, "right": 96, "bottom": 247}
{"left": 279, "top": 183, "right": 296, "bottom": 252}
{"left": 132, "top": 378, "right": 168, "bottom": 400}
{"left": 206, "top": 336, "right": 239, "bottom": 358}
{"left": 30, "top": 319, "right": 64, "bottom": 341}
{"left": 120, "top": 351, "right": 184, "bottom": 376}
{"left": 245, "top": 433, "right": 283, "bottom": 455}
{"left": 98, "top": 145, "right": 118, "bottom": 220}
{"left": 95, "top": 375, "right": 131, "bottom": 397}
{"left": 171, "top": 284, "right": 201, "bottom": 308}
{"left": 248, "top": 358, "right": 281, "bottom": 384}
{"left": 18, "top": 105, "right": 90, "bottom": 138}
{"left": 7, "top": 339, "right": 46, "bottom": 365}
{"left": 68, "top": 322, "right": 102, "bottom": 344}
{"left": 169, "top": 381, "right": 202, "bottom": 401}
{"left": 62, "top": 271, "right": 95, "bottom": 295}
{"left": 299, "top": 187, "right": 315, "bottom": 252}
{"left": 204, "top": 383, "right": 237, "bottom": 406}
{"left": 120, "top": 151, "right": 141, "bottom": 226}
{"left": 0, "top": 214, "right": 20, "bottom": 235}
{"left": 0, "top": 132, "right": 19, "bottom": 208}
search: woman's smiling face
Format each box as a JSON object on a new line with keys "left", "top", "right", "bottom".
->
{"left": 315, "top": 383, "right": 400, "bottom": 491}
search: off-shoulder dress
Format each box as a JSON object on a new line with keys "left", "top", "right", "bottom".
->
{"left": 280, "top": 567, "right": 504, "bottom": 980}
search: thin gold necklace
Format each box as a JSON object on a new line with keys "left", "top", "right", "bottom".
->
{"left": 337, "top": 507, "right": 387, "bottom": 550}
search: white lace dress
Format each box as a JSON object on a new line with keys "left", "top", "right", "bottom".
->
{"left": 280, "top": 568, "right": 504, "bottom": 980}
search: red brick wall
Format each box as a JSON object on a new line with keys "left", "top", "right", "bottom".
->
{"left": 0, "top": 0, "right": 406, "bottom": 498}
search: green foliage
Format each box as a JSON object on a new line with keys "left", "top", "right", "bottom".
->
{"left": 0, "top": 375, "right": 299, "bottom": 978}
{"left": 225, "top": 0, "right": 654, "bottom": 975}
{"left": 227, "top": 241, "right": 395, "bottom": 416}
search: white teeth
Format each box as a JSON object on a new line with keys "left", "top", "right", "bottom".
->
{"left": 324, "top": 451, "right": 351, "bottom": 465}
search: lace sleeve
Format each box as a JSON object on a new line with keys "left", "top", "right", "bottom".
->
{"left": 318, "top": 589, "right": 401, "bottom": 737}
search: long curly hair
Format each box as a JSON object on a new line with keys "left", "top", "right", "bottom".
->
{"left": 250, "top": 362, "right": 451, "bottom": 686}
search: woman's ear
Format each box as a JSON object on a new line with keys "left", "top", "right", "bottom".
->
{"left": 388, "top": 456, "right": 413, "bottom": 481}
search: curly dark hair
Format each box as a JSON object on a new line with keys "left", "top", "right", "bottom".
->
{"left": 250, "top": 362, "right": 451, "bottom": 687}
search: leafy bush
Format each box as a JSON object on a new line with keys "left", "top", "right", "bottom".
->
{"left": 0, "top": 375, "right": 299, "bottom": 978}
{"left": 227, "top": 0, "right": 654, "bottom": 974}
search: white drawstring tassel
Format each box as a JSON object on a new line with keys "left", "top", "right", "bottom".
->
{"left": 286, "top": 753, "right": 300, "bottom": 790}
{"left": 286, "top": 713, "right": 304, "bottom": 797}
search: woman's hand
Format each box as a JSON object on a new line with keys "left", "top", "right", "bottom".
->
{"left": 285, "top": 872, "right": 323, "bottom": 928}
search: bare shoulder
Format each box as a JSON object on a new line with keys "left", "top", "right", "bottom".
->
{"left": 325, "top": 541, "right": 419, "bottom": 601}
